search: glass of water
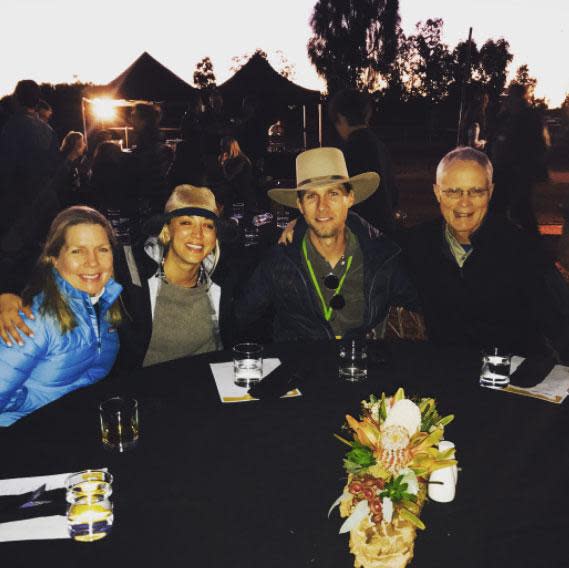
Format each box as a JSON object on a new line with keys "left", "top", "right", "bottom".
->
{"left": 99, "top": 397, "right": 139, "bottom": 452}
{"left": 233, "top": 342, "right": 263, "bottom": 388}
{"left": 232, "top": 202, "right": 245, "bottom": 220}
{"left": 243, "top": 225, "right": 260, "bottom": 247}
{"left": 276, "top": 206, "right": 290, "bottom": 230}
{"left": 66, "top": 470, "right": 113, "bottom": 542}
{"left": 338, "top": 338, "right": 368, "bottom": 382}
{"left": 480, "top": 348, "right": 511, "bottom": 389}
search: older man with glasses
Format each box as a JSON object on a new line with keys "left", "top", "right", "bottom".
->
{"left": 235, "top": 147, "right": 417, "bottom": 342}
{"left": 400, "top": 146, "right": 569, "bottom": 361}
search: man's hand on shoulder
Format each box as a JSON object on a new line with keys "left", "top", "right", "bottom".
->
{"left": 0, "top": 293, "right": 35, "bottom": 347}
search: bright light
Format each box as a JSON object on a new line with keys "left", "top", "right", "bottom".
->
{"left": 91, "top": 98, "right": 118, "bottom": 121}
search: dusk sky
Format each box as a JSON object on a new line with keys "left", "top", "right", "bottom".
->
{"left": 2, "top": 0, "right": 567, "bottom": 107}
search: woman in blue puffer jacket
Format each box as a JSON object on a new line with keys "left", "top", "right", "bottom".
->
{"left": 0, "top": 206, "right": 122, "bottom": 426}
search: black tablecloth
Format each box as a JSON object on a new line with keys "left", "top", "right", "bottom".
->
{"left": 2, "top": 340, "right": 568, "bottom": 567}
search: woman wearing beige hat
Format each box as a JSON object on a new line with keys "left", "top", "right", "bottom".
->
{"left": 113, "top": 184, "right": 232, "bottom": 370}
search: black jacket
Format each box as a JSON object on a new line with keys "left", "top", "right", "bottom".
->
{"left": 399, "top": 215, "right": 569, "bottom": 358}
{"left": 235, "top": 213, "right": 417, "bottom": 342}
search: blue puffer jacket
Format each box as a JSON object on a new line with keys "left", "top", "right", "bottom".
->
{"left": 0, "top": 270, "right": 122, "bottom": 426}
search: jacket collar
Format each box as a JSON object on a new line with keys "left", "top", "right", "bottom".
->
{"left": 290, "top": 211, "right": 400, "bottom": 266}
{"left": 52, "top": 268, "right": 122, "bottom": 313}
{"left": 440, "top": 211, "right": 497, "bottom": 254}
{"left": 139, "top": 235, "right": 217, "bottom": 290}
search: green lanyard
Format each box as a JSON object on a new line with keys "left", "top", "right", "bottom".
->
{"left": 302, "top": 235, "right": 353, "bottom": 321}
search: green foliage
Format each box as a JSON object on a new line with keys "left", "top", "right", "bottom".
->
{"left": 344, "top": 440, "right": 376, "bottom": 473}
{"left": 307, "top": 0, "right": 400, "bottom": 92}
{"left": 399, "top": 507, "right": 426, "bottom": 530}
{"left": 193, "top": 57, "right": 216, "bottom": 90}
{"left": 478, "top": 38, "right": 513, "bottom": 102}
{"left": 380, "top": 475, "right": 416, "bottom": 503}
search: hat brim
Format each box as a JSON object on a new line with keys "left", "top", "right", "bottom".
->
{"left": 268, "top": 172, "right": 380, "bottom": 209}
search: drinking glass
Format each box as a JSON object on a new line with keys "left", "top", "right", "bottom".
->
{"left": 276, "top": 207, "right": 290, "bottom": 230}
{"left": 233, "top": 342, "right": 263, "bottom": 387}
{"left": 243, "top": 225, "right": 260, "bottom": 247}
{"left": 232, "top": 202, "right": 245, "bottom": 220}
{"left": 66, "top": 470, "right": 113, "bottom": 542}
{"left": 480, "top": 348, "right": 511, "bottom": 389}
{"left": 99, "top": 397, "right": 139, "bottom": 452}
{"left": 338, "top": 338, "right": 368, "bottom": 382}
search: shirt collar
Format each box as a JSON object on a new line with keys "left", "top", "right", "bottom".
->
{"left": 444, "top": 224, "right": 474, "bottom": 268}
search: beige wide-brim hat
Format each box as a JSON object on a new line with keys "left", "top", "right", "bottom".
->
{"left": 268, "top": 147, "right": 380, "bottom": 209}
{"left": 142, "top": 184, "right": 219, "bottom": 235}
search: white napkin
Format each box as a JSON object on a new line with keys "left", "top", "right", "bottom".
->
{"left": 504, "top": 357, "right": 569, "bottom": 404}
{"left": 0, "top": 515, "right": 68, "bottom": 543}
{"left": 210, "top": 358, "right": 302, "bottom": 403}
{"left": 428, "top": 441, "right": 457, "bottom": 503}
{"left": 0, "top": 469, "right": 105, "bottom": 543}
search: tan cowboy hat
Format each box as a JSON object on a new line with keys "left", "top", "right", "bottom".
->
{"left": 268, "top": 147, "right": 380, "bottom": 209}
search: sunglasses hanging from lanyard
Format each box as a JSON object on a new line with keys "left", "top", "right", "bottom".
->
{"left": 302, "top": 235, "right": 352, "bottom": 321}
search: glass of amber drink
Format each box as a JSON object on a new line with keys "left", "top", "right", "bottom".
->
{"left": 99, "top": 396, "right": 139, "bottom": 452}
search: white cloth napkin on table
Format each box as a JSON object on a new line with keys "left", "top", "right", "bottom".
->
{"left": 0, "top": 469, "right": 105, "bottom": 543}
{"left": 210, "top": 358, "right": 302, "bottom": 403}
{"left": 504, "top": 356, "right": 569, "bottom": 404}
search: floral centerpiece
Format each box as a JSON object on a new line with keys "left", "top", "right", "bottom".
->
{"left": 329, "top": 388, "right": 456, "bottom": 568}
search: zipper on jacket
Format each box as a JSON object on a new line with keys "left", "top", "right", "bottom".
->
{"left": 86, "top": 300, "right": 102, "bottom": 354}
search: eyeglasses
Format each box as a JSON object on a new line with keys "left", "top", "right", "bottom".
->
{"left": 324, "top": 274, "right": 345, "bottom": 310}
{"left": 440, "top": 188, "right": 489, "bottom": 200}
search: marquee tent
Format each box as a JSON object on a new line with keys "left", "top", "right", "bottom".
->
{"left": 105, "top": 51, "right": 197, "bottom": 101}
{"left": 219, "top": 53, "right": 322, "bottom": 148}
{"left": 218, "top": 53, "right": 320, "bottom": 106}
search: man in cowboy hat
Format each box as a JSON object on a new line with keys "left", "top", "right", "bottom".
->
{"left": 235, "top": 147, "right": 417, "bottom": 342}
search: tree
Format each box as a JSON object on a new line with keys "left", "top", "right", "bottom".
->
{"left": 510, "top": 64, "right": 537, "bottom": 99}
{"left": 451, "top": 39, "right": 480, "bottom": 86}
{"left": 407, "top": 19, "right": 454, "bottom": 102}
{"left": 307, "top": 0, "right": 400, "bottom": 93}
{"left": 275, "top": 50, "right": 296, "bottom": 80}
{"left": 193, "top": 56, "right": 216, "bottom": 90}
{"left": 478, "top": 38, "right": 512, "bottom": 104}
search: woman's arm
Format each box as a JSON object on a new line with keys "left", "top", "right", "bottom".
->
{"left": 0, "top": 316, "right": 46, "bottom": 412}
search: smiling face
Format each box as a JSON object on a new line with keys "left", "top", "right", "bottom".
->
{"left": 297, "top": 184, "right": 355, "bottom": 240}
{"left": 433, "top": 159, "right": 493, "bottom": 244}
{"left": 52, "top": 223, "right": 113, "bottom": 296}
{"left": 163, "top": 215, "right": 217, "bottom": 268}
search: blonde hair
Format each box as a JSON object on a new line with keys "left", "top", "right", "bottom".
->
{"left": 59, "top": 131, "right": 84, "bottom": 156}
{"left": 220, "top": 136, "right": 245, "bottom": 160}
{"left": 158, "top": 185, "right": 221, "bottom": 274}
{"left": 22, "top": 206, "right": 122, "bottom": 333}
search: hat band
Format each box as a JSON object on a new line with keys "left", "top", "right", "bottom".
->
{"left": 166, "top": 207, "right": 218, "bottom": 221}
{"left": 297, "top": 174, "right": 348, "bottom": 188}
